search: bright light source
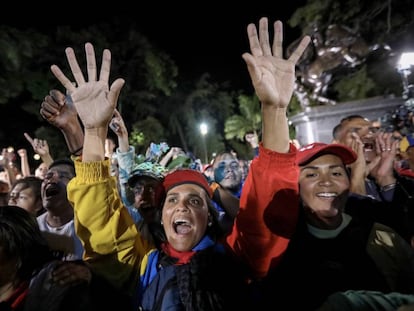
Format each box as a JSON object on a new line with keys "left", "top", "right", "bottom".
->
{"left": 199, "top": 123, "right": 208, "bottom": 136}
{"left": 397, "top": 52, "right": 414, "bottom": 72}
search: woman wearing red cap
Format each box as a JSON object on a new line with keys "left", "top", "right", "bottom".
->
{"left": 42, "top": 16, "right": 310, "bottom": 310}
{"left": 235, "top": 29, "right": 414, "bottom": 311}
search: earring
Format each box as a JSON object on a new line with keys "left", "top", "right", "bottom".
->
{"left": 160, "top": 220, "right": 163, "bottom": 225}
{"left": 208, "top": 221, "right": 212, "bottom": 227}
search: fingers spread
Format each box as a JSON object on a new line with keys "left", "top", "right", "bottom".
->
{"left": 50, "top": 65, "right": 77, "bottom": 93}
{"left": 85, "top": 42, "right": 97, "bottom": 82}
{"left": 99, "top": 49, "right": 111, "bottom": 83}
{"left": 259, "top": 17, "right": 272, "bottom": 56}
{"left": 65, "top": 47, "right": 86, "bottom": 86}
{"left": 271, "top": 20, "right": 283, "bottom": 58}
{"left": 288, "top": 35, "right": 311, "bottom": 64}
{"left": 247, "top": 23, "right": 262, "bottom": 57}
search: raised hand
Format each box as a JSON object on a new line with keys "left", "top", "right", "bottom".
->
{"left": 40, "top": 89, "right": 79, "bottom": 131}
{"left": 242, "top": 18, "right": 310, "bottom": 108}
{"left": 109, "top": 109, "right": 128, "bottom": 138}
{"left": 372, "top": 131, "right": 398, "bottom": 186}
{"left": 50, "top": 42, "right": 125, "bottom": 131}
{"left": 24, "top": 133, "right": 50, "bottom": 157}
{"left": 244, "top": 18, "right": 310, "bottom": 152}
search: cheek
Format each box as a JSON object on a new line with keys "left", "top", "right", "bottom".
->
{"left": 337, "top": 179, "right": 350, "bottom": 192}
{"left": 161, "top": 208, "right": 172, "bottom": 224}
{"left": 214, "top": 168, "right": 225, "bottom": 182}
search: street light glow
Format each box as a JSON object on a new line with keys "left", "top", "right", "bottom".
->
{"left": 200, "top": 123, "right": 208, "bottom": 135}
{"left": 397, "top": 52, "right": 414, "bottom": 99}
{"left": 199, "top": 122, "right": 209, "bottom": 163}
{"left": 397, "top": 52, "right": 414, "bottom": 72}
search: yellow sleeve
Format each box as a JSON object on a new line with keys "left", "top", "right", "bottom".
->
{"left": 67, "top": 158, "right": 153, "bottom": 295}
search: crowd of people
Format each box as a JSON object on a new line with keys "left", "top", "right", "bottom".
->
{"left": 0, "top": 16, "right": 414, "bottom": 311}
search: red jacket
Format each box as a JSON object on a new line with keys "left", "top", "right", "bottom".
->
{"left": 226, "top": 143, "right": 300, "bottom": 279}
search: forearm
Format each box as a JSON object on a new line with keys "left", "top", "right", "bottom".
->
{"left": 350, "top": 168, "right": 367, "bottom": 196}
{"left": 117, "top": 146, "right": 136, "bottom": 182}
{"left": 61, "top": 120, "right": 85, "bottom": 156}
{"left": 159, "top": 150, "right": 174, "bottom": 167}
{"left": 40, "top": 153, "right": 54, "bottom": 167}
{"left": 117, "top": 134, "right": 129, "bottom": 153}
{"left": 19, "top": 154, "right": 31, "bottom": 177}
{"left": 262, "top": 105, "right": 290, "bottom": 153}
{"left": 82, "top": 128, "right": 107, "bottom": 162}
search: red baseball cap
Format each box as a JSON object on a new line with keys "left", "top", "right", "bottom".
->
{"left": 297, "top": 142, "right": 357, "bottom": 166}
{"left": 163, "top": 169, "right": 213, "bottom": 198}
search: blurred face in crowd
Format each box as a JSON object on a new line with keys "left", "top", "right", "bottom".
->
{"left": 212, "top": 153, "right": 242, "bottom": 190}
{"left": 131, "top": 177, "right": 162, "bottom": 224}
{"left": 335, "top": 117, "right": 379, "bottom": 163}
{"left": 162, "top": 184, "right": 210, "bottom": 252}
{"left": 35, "top": 162, "right": 49, "bottom": 180}
{"left": 41, "top": 164, "right": 74, "bottom": 210}
{"left": 299, "top": 154, "right": 350, "bottom": 229}
{"left": 9, "top": 181, "right": 42, "bottom": 216}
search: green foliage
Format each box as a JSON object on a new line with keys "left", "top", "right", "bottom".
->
{"left": 224, "top": 94, "right": 261, "bottom": 141}
{"left": 129, "top": 117, "right": 166, "bottom": 155}
{"left": 333, "top": 66, "right": 376, "bottom": 101}
{"left": 0, "top": 27, "right": 51, "bottom": 106}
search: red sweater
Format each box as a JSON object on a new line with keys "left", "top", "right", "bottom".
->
{"left": 226, "top": 143, "right": 300, "bottom": 279}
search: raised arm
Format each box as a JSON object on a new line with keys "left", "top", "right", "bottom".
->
{"left": 50, "top": 42, "right": 125, "bottom": 162}
{"left": 47, "top": 43, "right": 147, "bottom": 295}
{"left": 227, "top": 18, "right": 310, "bottom": 279}
{"left": 242, "top": 18, "right": 310, "bottom": 152}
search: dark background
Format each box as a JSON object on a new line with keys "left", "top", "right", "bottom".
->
{"left": 1, "top": 1, "right": 307, "bottom": 91}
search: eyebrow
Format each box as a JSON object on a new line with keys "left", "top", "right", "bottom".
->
{"left": 300, "top": 164, "right": 345, "bottom": 171}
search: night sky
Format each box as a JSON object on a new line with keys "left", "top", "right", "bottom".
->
{"left": 2, "top": 1, "right": 307, "bottom": 91}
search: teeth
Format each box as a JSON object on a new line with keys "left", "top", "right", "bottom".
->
{"left": 317, "top": 193, "right": 336, "bottom": 198}
{"left": 174, "top": 220, "right": 189, "bottom": 225}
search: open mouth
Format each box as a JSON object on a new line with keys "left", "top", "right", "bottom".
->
{"left": 173, "top": 219, "right": 192, "bottom": 234}
{"left": 363, "top": 142, "right": 374, "bottom": 151}
{"left": 45, "top": 184, "right": 59, "bottom": 197}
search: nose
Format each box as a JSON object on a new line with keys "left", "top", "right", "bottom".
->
{"left": 44, "top": 171, "right": 55, "bottom": 180}
{"left": 318, "top": 175, "right": 333, "bottom": 186}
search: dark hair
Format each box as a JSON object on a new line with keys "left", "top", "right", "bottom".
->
{"left": 0, "top": 206, "right": 54, "bottom": 281}
{"left": 49, "top": 158, "right": 76, "bottom": 176}
{"left": 11, "top": 176, "right": 42, "bottom": 199}
{"left": 333, "top": 115, "right": 369, "bottom": 140}
{"left": 339, "top": 114, "right": 367, "bottom": 124}
{"left": 10, "top": 176, "right": 44, "bottom": 216}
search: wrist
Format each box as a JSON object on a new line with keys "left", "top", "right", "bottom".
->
{"left": 71, "top": 146, "right": 83, "bottom": 156}
{"left": 376, "top": 176, "right": 396, "bottom": 188}
{"left": 380, "top": 183, "right": 397, "bottom": 192}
